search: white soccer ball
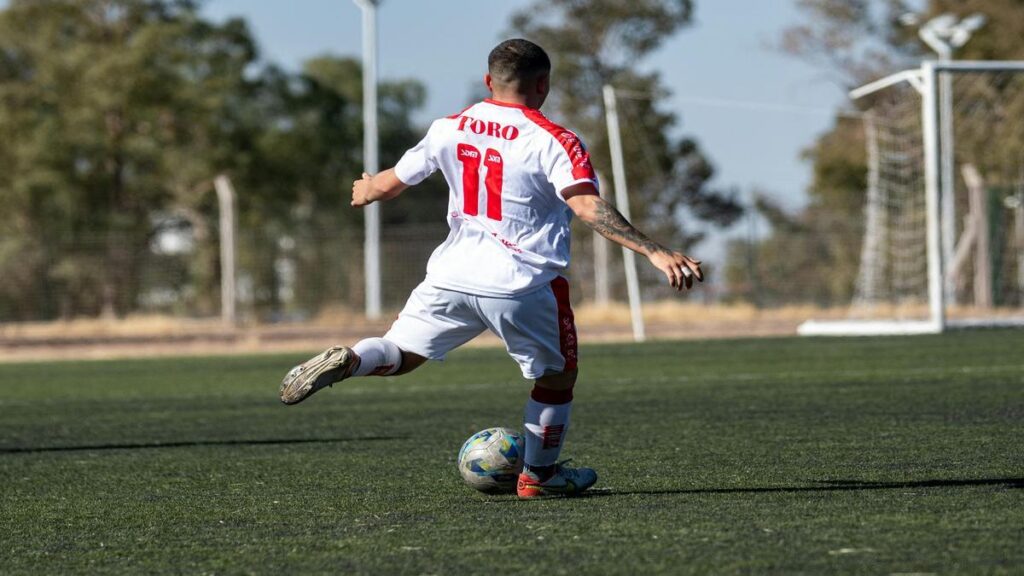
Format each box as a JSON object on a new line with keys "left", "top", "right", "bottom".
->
{"left": 457, "top": 427, "right": 525, "bottom": 494}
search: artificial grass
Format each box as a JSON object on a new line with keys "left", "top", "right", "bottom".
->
{"left": 1, "top": 331, "right": 1022, "bottom": 574}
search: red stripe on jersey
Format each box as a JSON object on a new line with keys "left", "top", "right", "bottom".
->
{"left": 560, "top": 183, "right": 599, "bottom": 200}
{"left": 550, "top": 276, "right": 578, "bottom": 372}
{"left": 446, "top": 104, "right": 474, "bottom": 119}
{"left": 521, "top": 109, "right": 597, "bottom": 182}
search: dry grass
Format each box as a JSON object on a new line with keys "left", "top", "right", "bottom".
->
{"left": 6, "top": 302, "right": 1022, "bottom": 340}
{"left": 0, "top": 314, "right": 232, "bottom": 340}
{"left": 575, "top": 301, "right": 850, "bottom": 326}
{"left": 2, "top": 302, "right": 1021, "bottom": 362}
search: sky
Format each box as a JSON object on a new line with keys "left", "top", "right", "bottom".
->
{"left": 200, "top": 0, "right": 852, "bottom": 215}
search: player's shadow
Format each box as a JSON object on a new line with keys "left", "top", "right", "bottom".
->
{"left": 579, "top": 476, "right": 1024, "bottom": 498}
{"left": 0, "top": 435, "right": 406, "bottom": 455}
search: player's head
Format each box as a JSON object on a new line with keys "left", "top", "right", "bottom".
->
{"left": 485, "top": 39, "right": 551, "bottom": 108}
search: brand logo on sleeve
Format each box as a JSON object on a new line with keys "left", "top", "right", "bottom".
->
{"left": 557, "top": 130, "right": 595, "bottom": 179}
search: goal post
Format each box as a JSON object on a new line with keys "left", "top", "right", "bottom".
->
{"left": 799, "top": 60, "right": 1024, "bottom": 336}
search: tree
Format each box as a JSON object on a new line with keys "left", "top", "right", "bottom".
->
{"left": 726, "top": 117, "right": 867, "bottom": 306}
{"left": 783, "top": 0, "right": 1024, "bottom": 86}
{"left": 727, "top": 0, "right": 1024, "bottom": 307}
{"left": 0, "top": 0, "right": 257, "bottom": 318}
{"left": 227, "top": 57, "right": 446, "bottom": 317}
{"left": 0, "top": 1, "right": 442, "bottom": 321}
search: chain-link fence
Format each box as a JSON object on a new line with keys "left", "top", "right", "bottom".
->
{"left": 0, "top": 218, "right": 754, "bottom": 325}
{"left": 12, "top": 64, "right": 1023, "bottom": 330}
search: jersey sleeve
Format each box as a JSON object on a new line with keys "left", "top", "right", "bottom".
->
{"left": 394, "top": 121, "right": 441, "bottom": 185}
{"left": 543, "top": 130, "right": 600, "bottom": 203}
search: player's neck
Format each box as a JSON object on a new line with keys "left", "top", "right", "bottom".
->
{"left": 487, "top": 93, "right": 542, "bottom": 110}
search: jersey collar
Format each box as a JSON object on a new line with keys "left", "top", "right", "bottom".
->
{"left": 483, "top": 98, "right": 535, "bottom": 111}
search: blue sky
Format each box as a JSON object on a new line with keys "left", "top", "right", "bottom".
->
{"left": 201, "top": 0, "right": 851, "bottom": 214}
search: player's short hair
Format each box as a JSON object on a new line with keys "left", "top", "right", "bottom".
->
{"left": 488, "top": 39, "right": 551, "bottom": 86}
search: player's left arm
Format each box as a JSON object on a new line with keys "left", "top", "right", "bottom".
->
{"left": 565, "top": 185, "right": 703, "bottom": 291}
{"left": 351, "top": 169, "right": 410, "bottom": 207}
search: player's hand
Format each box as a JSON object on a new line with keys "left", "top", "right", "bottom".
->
{"left": 351, "top": 172, "right": 374, "bottom": 207}
{"left": 648, "top": 249, "right": 703, "bottom": 291}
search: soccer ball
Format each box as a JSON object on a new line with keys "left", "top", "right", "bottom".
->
{"left": 457, "top": 427, "right": 525, "bottom": 493}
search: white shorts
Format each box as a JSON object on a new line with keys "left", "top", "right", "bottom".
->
{"left": 384, "top": 278, "right": 578, "bottom": 379}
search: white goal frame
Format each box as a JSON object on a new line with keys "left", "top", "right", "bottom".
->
{"left": 799, "top": 60, "right": 1024, "bottom": 336}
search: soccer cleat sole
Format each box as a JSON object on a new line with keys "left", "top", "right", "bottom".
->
{"left": 279, "top": 346, "right": 356, "bottom": 405}
{"left": 516, "top": 472, "right": 596, "bottom": 499}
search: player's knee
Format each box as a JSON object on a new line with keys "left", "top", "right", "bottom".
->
{"left": 535, "top": 368, "right": 577, "bottom": 391}
{"left": 392, "top": 351, "right": 428, "bottom": 376}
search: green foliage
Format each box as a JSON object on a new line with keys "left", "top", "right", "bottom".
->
{"left": 730, "top": 0, "right": 1024, "bottom": 307}
{"left": 2, "top": 333, "right": 1023, "bottom": 573}
{"left": 784, "top": 0, "right": 1024, "bottom": 85}
{"left": 0, "top": 0, "right": 252, "bottom": 318}
{"left": 0, "top": 0, "right": 440, "bottom": 321}
{"left": 727, "top": 116, "right": 867, "bottom": 306}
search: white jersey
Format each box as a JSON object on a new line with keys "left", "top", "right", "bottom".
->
{"left": 393, "top": 99, "right": 599, "bottom": 297}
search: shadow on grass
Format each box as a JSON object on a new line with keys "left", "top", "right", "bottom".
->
{"left": 0, "top": 435, "right": 406, "bottom": 455}
{"left": 579, "top": 477, "right": 1024, "bottom": 498}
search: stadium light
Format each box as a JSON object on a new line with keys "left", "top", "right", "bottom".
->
{"left": 907, "top": 12, "right": 987, "bottom": 305}
{"left": 915, "top": 12, "right": 987, "bottom": 58}
{"left": 353, "top": 0, "right": 382, "bottom": 319}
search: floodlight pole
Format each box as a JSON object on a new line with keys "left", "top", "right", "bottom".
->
{"left": 603, "top": 85, "right": 646, "bottom": 342}
{"left": 354, "top": 0, "right": 382, "bottom": 319}
{"left": 593, "top": 170, "right": 611, "bottom": 306}
{"left": 917, "top": 13, "right": 986, "bottom": 305}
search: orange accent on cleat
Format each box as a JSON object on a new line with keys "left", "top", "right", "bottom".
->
{"left": 516, "top": 461, "right": 597, "bottom": 499}
{"left": 516, "top": 473, "right": 544, "bottom": 498}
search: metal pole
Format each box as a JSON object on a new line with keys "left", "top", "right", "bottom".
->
{"left": 856, "top": 112, "right": 883, "bottom": 307}
{"left": 746, "top": 188, "right": 761, "bottom": 308}
{"left": 593, "top": 170, "right": 610, "bottom": 306}
{"left": 603, "top": 85, "right": 646, "bottom": 342}
{"left": 937, "top": 47, "right": 957, "bottom": 305}
{"left": 1016, "top": 179, "right": 1024, "bottom": 305}
{"left": 593, "top": 232, "right": 610, "bottom": 306}
{"left": 920, "top": 62, "right": 946, "bottom": 331}
{"left": 355, "top": 0, "right": 382, "bottom": 319}
{"left": 214, "top": 175, "right": 238, "bottom": 326}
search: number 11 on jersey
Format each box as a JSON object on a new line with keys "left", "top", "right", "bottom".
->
{"left": 457, "top": 143, "right": 503, "bottom": 221}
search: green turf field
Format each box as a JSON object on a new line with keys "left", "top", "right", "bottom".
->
{"left": 1, "top": 332, "right": 1022, "bottom": 574}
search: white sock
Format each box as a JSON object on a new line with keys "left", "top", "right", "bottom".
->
{"left": 523, "top": 385, "right": 573, "bottom": 469}
{"left": 351, "top": 337, "right": 402, "bottom": 377}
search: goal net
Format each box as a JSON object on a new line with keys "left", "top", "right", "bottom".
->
{"left": 800, "top": 61, "right": 1024, "bottom": 335}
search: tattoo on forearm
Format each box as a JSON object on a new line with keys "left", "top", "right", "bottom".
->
{"left": 587, "top": 199, "right": 663, "bottom": 255}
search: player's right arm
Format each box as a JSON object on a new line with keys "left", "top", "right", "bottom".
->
{"left": 566, "top": 187, "right": 704, "bottom": 291}
{"left": 351, "top": 170, "right": 409, "bottom": 207}
{"left": 351, "top": 118, "right": 441, "bottom": 208}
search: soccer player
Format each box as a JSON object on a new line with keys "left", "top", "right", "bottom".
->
{"left": 280, "top": 39, "right": 703, "bottom": 498}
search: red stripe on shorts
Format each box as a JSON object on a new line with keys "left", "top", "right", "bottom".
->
{"left": 550, "top": 276, "right": 578, "bottom": 372}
